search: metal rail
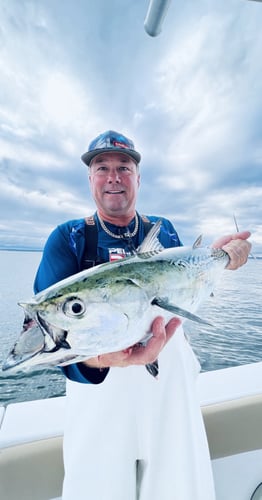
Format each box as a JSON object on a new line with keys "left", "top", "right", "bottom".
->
{"left": 144, "top": 0, "right": 262, "bottom": 38}
{"left": 144, "top": 0, "right": 172, "bottom": 37}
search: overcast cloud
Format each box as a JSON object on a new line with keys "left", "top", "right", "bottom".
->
{"left": 0, "top": 0, "right": 262, "bottom": 252}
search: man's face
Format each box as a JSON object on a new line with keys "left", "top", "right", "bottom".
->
{"left": 88, "top": 152, "right": 140, "bottom": 218}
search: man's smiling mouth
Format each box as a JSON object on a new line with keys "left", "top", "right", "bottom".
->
{"left": 105, "top": 190, "right": 125, "bottom": 194}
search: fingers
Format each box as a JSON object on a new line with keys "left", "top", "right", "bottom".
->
{"left": 222, "top": 238, "right": 252, "bottom": 270}
{"left": 212, "top": 231, "right": 251, "bottom": 249}
{"left": 211, "top": 231, "right": 252, "bottom": 271}
{"left": 128, "top": 316, "right": 181, "bottom": 366}
{"left": 165, "top": 317, "right": 182, "bottom": 342}
{"left": 125, "top": 317, "right": 167, "bottom": 366}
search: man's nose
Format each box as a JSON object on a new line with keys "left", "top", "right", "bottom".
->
{"left": 107, "top": 170, "right": 121, "bottom": 182}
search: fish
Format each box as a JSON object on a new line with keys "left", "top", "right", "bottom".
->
{"left": 2, "top": 220, "right": 229, "bottom": 374}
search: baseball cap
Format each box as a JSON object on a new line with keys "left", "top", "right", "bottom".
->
{"left": 81, "top": 130, "right": 141, "bottom": 166}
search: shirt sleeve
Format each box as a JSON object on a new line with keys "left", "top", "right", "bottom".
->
{"left": 34, "top": 224, "right": 107, "bottom": 385}
{"left": 149, "top": 216, "right": 182, "bottom": 248}
{"left": 163, "top": 219, "right": 183, "bottom": 247}
{"left": 34, "top": 225, "right": 79, "bottom": 293}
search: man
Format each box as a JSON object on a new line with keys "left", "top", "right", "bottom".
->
{"left": 34, "top": 130, "right": 251, "bottom": 499}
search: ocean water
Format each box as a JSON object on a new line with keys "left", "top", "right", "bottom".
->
{"left": 0, "top": 251, "right": 66, "bottom": 406}
{"left": 0, "top": 250, "right": 261, "bottom": 406}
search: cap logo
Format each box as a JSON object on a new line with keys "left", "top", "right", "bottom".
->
{"left": 112, "top": 140, "right": 129, "bottom": 149}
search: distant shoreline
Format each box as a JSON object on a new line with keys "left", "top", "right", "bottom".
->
{"left": 0, "top": 248, "right": 261, "bottom": 259}
{"left": 0, "top": 248, "right": 43, "bottom": 252}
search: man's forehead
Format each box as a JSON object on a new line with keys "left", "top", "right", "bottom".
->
{"left": 91, "top": 152, "right": 136, "bottom": 164}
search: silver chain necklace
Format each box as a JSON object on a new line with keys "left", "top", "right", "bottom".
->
{"left": 97, "top": 212, "right": 139, "bottom": 239}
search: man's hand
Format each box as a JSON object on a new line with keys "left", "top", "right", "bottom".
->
{"left": 82, "top": 316, "right": 181, "bottom": 369}
{"left": 212, "top": 231, "right": 252, "bottom": 270}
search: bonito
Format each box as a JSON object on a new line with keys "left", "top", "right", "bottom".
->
{"left": 2, "top": 221, "right": 229, "bottom": 373}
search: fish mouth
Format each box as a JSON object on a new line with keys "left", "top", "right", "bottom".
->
{"left": 2, "top": 315, "right": 45, "bottom": 371}
{"left": 2, "top": 313, "right": 70, "bottom": 372}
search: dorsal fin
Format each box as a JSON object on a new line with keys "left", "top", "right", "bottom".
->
{"left": 137, "top": 219, "right": 164, "bottom": 255}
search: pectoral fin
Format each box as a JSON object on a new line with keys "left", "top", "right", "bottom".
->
{"left": 146, "top": 359, "right": 159, "bottom": 378}
{"left": 151, "top": 297, "right": 213, "bottom": 326}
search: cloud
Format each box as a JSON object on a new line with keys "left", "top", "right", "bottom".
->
{"left": 0, "top": 0, "right": 261, "bottom": 252}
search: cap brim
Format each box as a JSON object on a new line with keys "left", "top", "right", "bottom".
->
{"left": 81, "top": 148, "right": 141, "bottom": 166}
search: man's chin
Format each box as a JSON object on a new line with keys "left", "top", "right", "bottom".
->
{"left": 103, "top": 203, "right": 128, "bottom": 214}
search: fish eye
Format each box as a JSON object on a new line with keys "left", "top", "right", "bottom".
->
{"left": 62, "top": 297, "right": 86, "bottom": 318}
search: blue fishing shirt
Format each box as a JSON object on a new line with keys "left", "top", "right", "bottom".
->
{"left": 34, "top": 213, "right": 182, "bottom": 384}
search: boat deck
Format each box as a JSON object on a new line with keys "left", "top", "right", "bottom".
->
{"left": 1, "top": 362, "right": 262, "bottom": 500}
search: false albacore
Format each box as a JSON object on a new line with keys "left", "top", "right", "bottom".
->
{"left": 2, "top": 221, "right": 229, "bottom": 374}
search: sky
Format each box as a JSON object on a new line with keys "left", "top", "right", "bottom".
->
{"left": 0, "top": 0, "right": 262, "bottom": 253}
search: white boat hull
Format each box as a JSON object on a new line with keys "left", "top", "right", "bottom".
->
{"left": 1, "top": 362, "right": 262, "bottom": 500}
